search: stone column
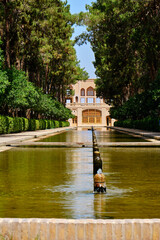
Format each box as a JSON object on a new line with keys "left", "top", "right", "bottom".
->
{"left": 77, "top": 108, "right": 82, "bottom": 127}
{"left": 101, "top": 108, "right": 107, "bottom": 126}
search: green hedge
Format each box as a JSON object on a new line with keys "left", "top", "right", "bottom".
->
{"left": 39, "top": 119, "right": 46, "bottom": 130}
{"left": 59, "top": 121, "right": 70, "bottom": 127}
{"left": 0, "top": 115, "right": 70, "bottom": 134}
{"left": 22, "top": 118, "right": 29, "bottom": 131}
{"left": 6, "top": 117, "right": 14, "bottom": 133}
{"left": 28, "top": 119, "right": 40, "bottom": 131}
{"left": 114, "top": 117, "right": 160, "bottom": 132}
{"left": 0, "top": 115, "right": 8, "bottom": 134}
{"left": 54, "top": 120, "right": 59, "bottom": 128}
{"left": 13, "top": 117, "right": 24, "bottom": 132}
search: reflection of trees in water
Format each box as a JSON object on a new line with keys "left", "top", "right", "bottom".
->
{"left": 0, "top": 148, "right": 72, "bottom": 218}
{"left": 39, "top": 129, "right": 93, "bottom": 143}
{"left": 0, "top": 147, "right": 94, "bottom": 218}
{"left": 99, "top": 148, "right": 160, "bottom": 218}
{"left": 1, "top": 142, "right": 160, "bottom": 218}
{"left": 96, "top": 130, "right": 146, "bottom": 143}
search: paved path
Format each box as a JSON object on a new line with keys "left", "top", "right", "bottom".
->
{"left": 0, "top": 127, "right": 74, "bottom": 147}
{"left": 0, "top": 126, "right": 160, "bottom": 151}
{"left": 110, "top": 126, "right": 160, "bottom": 140}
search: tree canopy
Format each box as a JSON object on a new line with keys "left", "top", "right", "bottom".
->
{"left": 0, "top": 0, "right": 88, "bottom": 120}
{"left": 0, "top": 0, "right": 88, "bottom": 102}
{"left": 0, "top": 44, "right": 74, "bottom": 120}
{"left": 82, "top": 0, "right": 160, "bottom": 106}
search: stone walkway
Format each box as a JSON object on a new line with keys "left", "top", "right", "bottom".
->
{"left": 110, "top": 126, "right": 160, "bottom": 140}
{"left": 0, "top": 127, "right": 74, "bottom": 147}
{"left": 0, "top": 126, "right": 160, "bottom": 151}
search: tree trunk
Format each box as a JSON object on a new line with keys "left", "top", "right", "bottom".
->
{"left": 26, "top": 109, "right": 31, "bottom": 119}
{"left": 37, "top": 71, "right": 41, "bottom": 87}
{"left": 150, "top": 62, "right": 156, "bottom": 82}
{"left": 16, "top": 57, "right": 21, "bottom": 70}
{"left": 21, "top": 56, "right": 25, "bottom": 70}
{"left": 4, "top": 0, "right": 11, "bottom": 68}
{"left": 48, "top": 77, "right": 54, "bottom": 94}
{"left": 45, "top": 63, "right": 49, "bottom": 93}
{"left": 58, "top": 84, "right": 61, "bottom": 102}
{"left": 62, "top": 84, "right": 65, "bottom": 105}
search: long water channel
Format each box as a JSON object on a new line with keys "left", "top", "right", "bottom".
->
{"left": 0, "top": 129, "right": 160, "bottom": 219}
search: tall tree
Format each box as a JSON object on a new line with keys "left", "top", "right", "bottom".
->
{"left": 84, "top": 0, "right": 160, "bottom": 105}
{"left": 0, "top": 0, "right": 88, "bottom": 103}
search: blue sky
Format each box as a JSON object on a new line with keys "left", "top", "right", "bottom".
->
{"left": 66, "top": 0, "right": 96, "bottom": 79}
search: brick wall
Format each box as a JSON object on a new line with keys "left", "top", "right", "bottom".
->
{"left": 0, "top": 219, "right": 159, "bottom": 240}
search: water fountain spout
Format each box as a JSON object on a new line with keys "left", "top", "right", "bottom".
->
{"left": 92, "top": 127, "right": 106, "bottom": 193}
{"left": 94, "top": 169, "right": 106, "bottom": 193}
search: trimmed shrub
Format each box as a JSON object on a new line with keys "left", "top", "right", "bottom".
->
{"left": 47, "top": 120, "right": 54, "bottom": 129}
{"left": 39, "top": 119, "right": 46, "bottom": 130}
{"left": 59, "top": 121, "right": 70, "bottom": 127}
{"left": 0, "top": 115, "right": 7, "bottom": 134}
{"left": 54, "top": 120, "right": 59, "bottom": 128}
{"left": 114, "top": 117, "right": 160, "bottom": 132}
{"left": 13, "top": 117, "right": 23, "bottom": 132}
{"left": 45, "top": 120, "right": 50, "bottom": 129}
{"left": 22, "top": 118, "right": 29, "bottom": 131}
{"left": 0, "top": 115, "right": 68, "bottom": 134}
{"left": 50, "top": 120, "right": 55, "bottom": 128}
{"left": 59, "top": 121, "right": 63, "bottom": 127}
{"left": 29, "top": 119, "right": 39, "bottom": 131}
{"left": 35, "top": 120, "right": 39, "bottom": 130}
{"left": 6, "top": 116, "right": 14, "bottom": 133}
{"left": 65, "top": 121, "right": 70, "bottom": 127}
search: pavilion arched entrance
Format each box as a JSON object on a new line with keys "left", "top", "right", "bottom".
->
{"left": 82, "top": 109, "right": 102, "bottom": 124}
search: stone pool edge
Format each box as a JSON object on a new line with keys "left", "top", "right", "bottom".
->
{"left": 0, "top": 218, "right": 159, "bottom": 239}
{"left": 110, "top": 126, "right": 160, "bottom": 141}
{"left": 0, "top": 127, "right": 75, "bottom": 152}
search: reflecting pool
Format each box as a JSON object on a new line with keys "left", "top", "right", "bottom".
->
{"left": 39, "top": 128, "right": 147, "bottom": 143}
{"left": 0, "top": 146, "right": 160, "bottom": 219}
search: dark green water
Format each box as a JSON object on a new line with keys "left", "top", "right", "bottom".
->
{"left": 0, "top": 145, "right": 160, "bottom": 219}
{"left": 39, "top": 129, "right": 146, "bottom": 142}
{"left": 96, "top": 129, "right": 147, "bottom": 142}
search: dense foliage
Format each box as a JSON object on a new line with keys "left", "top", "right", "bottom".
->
{"left": 114, "top": 117, "right": 160, "bottom": 132}
{"left": 0, "top": 0, "right": 89, "bottom": 121}
{"left": 0, "top": 39, "right": 74, "bottom": 120}
{"left": 0, "top": 0, "right": 88, "bottom": 102}
{"left": 82, "top": 0, "right": 160, "bottom": 106}
{"left": 74, "top": 0, "right": 160, "bottom": 131}
{"left": 110, "top": 73, "right": 160, "bottom": 121}
{"left": 110, "top": 72, "right": 160, "bottom": 131}
{"left": 0, "top": 115, "right": 69, "bottom": 134}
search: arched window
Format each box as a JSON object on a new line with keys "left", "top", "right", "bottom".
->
{"left": 81, "top": 88, "right": 85, "bottom": 96}
{"left": 87, "top": 87, "right": 94, "bottom": 96}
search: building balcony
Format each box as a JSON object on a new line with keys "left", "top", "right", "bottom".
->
{"left": 66, "top": 102, "right": 109, "bottom": 107}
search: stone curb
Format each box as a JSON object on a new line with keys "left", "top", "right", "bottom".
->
{"left": 0, "top": 127, "right": 74, "bottom": 148}
{"left": 110, "top": 127, "right": 160, "bottom": 141}
{"left": 0, "top": 218, "right": 159, "bottom": 239}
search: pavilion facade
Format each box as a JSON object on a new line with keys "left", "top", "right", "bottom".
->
{"left": 65, "top": 79, "right": 115, "bottom": 127}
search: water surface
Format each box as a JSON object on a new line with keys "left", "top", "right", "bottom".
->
{"left": 39, "top": 129, "right": 146, "bottom": 143}
{"left": 0, "top": 146, "right": 160, "bottom": 219}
